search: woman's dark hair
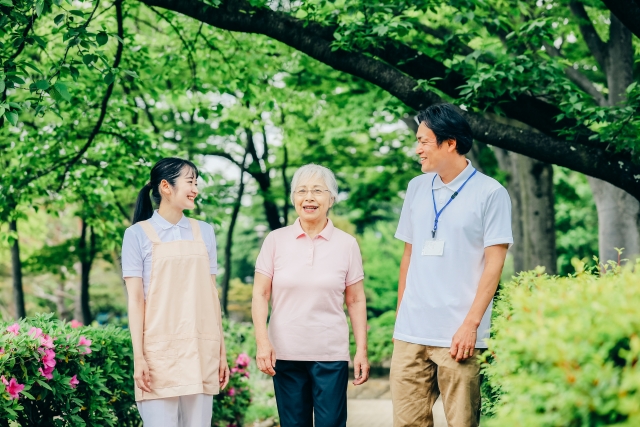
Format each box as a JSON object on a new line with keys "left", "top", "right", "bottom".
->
{"left": 132, "top": 157, "right": 199, "bottom": 224}
{"left": 416, "top": 103, "right": 473, "bottom": 155}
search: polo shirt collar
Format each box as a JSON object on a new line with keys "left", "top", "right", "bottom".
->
{"left": 432, "top": 159, "right": 474, "bottom": 190}
{"left": 151, "top": 210, "right": 190, "bottom": 230}
{"left": 292, "top": 217, "right": 335, "bottom": 240}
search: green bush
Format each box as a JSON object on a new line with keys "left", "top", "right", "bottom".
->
{"left": 350, "top": 310, "right": 396, "bottom": 366}
{"left": 482, "top": 263, "right": 640, "bottom": 426}
{"left": 0, "top": 315, "right": 255, "bottom": 427}
{"left": 0, "top": 313, "right": 139, "bottom": 426}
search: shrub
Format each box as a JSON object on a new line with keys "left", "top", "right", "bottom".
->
{"left": 0, "top": 315, "right": 255, "bottom": 426}
{"left": 0, "top": 313, "right": 139, "bottom": 426}
{"left": 482, "top": 264, "right": 640, "bottom": 426}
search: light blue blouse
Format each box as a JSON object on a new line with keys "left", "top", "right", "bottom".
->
{"left": 121, "top": 211, "right": 218, "bottom": 299}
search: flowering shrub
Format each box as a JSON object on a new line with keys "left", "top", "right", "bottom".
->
{"left": 482, "top": 264, "right": 640, "bottom": 426}
{"left": 0, "top": 313, "right": 139, "bottom": 426}
{"left": 213, "top": 352, "right": 252, "bottom": 427}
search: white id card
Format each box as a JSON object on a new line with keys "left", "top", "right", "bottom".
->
{"left": 422, "top": 239, "right": 445, "bottom": 256}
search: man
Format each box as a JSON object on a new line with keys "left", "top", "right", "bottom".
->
{"left": 391, "top": 103, "right": 513, "bottom": 427}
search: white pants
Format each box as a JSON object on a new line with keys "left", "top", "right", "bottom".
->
{"left": 136, "top": 394, "right": 213, "bottom": 427}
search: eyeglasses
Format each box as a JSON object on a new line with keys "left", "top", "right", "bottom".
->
{"left": 294, "top": 188, "right": 330, "bottom": 197}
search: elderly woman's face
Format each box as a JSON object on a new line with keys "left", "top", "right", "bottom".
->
{"left": 293, "top": 175, "right": 334, "bottom": 223}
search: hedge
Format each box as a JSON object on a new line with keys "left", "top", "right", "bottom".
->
{"left": 482, "top": 263, "right": 640, "bottom": 426}
{"left": 0, "top": 314, "right": 253, "bottom": 427}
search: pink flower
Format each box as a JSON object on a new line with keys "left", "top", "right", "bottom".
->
{"left": 77, "top": 336, "right": 92, "bottom": 354}
{"left": 29, "top": 327, "right": 43, "bottom": 339}
{"left": 235, "top": 353, "right": 251, "bottom": 369}
{"left": 6, "top": 323, "right": 20, "bottom": 336}
{"left": 0, "top": 348, "right": 4, "bottom": 354}
{"left": 69, "top": 375, "right": 80, "bottom": 389}
{"left": 70, "top": 320, "right": 83, "bottom": 328}
{"left": 1, "top": 376, "right": 24, "bottom": 400}
{"left": 228, "top": 387, "right": 236, "bottom": 396}
{"left": 42, "top": 349, "right": 56, "bottom": 369}
{"left": 40, "top": 334, "right": 54, "bottom": 349}
{"left": 39, "top": 366, "right": 54, "bottom": 380}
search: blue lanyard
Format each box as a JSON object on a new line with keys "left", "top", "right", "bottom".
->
{"left": 431, "top": 169, "right": 477, "bottom": 238}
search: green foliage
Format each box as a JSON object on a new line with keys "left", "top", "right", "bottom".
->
{"left": 482, "top": 264, "right": 640, "bottom": 426}
{"left": 350, "top": 310, "right": 396, "bottom": 365}
{"left": 0, "top": 313, "right": 139, "bottom": 426}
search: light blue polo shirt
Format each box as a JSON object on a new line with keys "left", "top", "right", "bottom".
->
{"left": 394, "top": 160, "right": 513, "bottom": 348}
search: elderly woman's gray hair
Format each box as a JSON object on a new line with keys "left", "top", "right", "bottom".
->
{"left": 290, "top": 164, "right": 339, "bottom": 204}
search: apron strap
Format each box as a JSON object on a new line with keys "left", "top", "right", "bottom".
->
{"left": 138, "top": 220, "right": 161, "bottom": 244}
{"left": 189, "top": 218, "right": 204, "bottom": 242}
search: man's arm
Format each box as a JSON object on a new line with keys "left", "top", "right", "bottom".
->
{"left": 449, "top": 243, "right": 509, "bottom": 362}
{"left": 396, "top": 243, "right": 413, "bottom": 316}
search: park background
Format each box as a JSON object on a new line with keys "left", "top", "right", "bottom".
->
{"left": 0, "top": 0, "right": 639, "bottom": 425}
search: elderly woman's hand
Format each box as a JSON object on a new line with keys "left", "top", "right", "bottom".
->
{"left": 352, "top": 349, "right": 370, "bottom": 386}
{"left": 256, "top": 339, "right": 277, "bottom": 376}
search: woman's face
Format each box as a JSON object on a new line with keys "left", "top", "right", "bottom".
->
{"left": 293, "top": 175, "right": 334, "bottom": 223}
{"left": 160, "top": 166, "right": 199, "bottom": 210}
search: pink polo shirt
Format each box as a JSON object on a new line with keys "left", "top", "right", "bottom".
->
{"left": 255, "top": 218, "right": 364, "bottom": 362}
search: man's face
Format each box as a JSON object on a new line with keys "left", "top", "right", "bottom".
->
{"left": 415, "top": 123, "right": 456, "bottom": 173}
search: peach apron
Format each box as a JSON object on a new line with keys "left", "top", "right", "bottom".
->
{"left": 135, "top": 219, "right": 221, "bottom": 401}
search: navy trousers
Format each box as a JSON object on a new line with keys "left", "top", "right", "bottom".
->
{"left": 272, "top": 360, "right": 348, "bottom": 427}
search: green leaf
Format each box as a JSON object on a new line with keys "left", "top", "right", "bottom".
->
{"left": 69, "top": 10, "right": 85, "bottom": 17}
{"left": 53, "top": 82, "right": 71, "bottom": 101}
{"left": 35, "top": 80, "right": 50, "bottom": 90}
{"left": 123, "top": 70, "right": 139, "bottom": 79}
{"left": 96, "top": 31, "right": 108, "bottom": 46}
{"left": 69, "top": 65, "right": 80, "bottom": 81}
{"left": 5, "top": 111, "right": 18, "bottom": 126}
{"left": 8, "top": 102, "right": 21, "bottom": 110}
{"left": 32, "top": 35, "right": 47, "bottom": 48}
{"left": 36, "top": 380, "right": 53, "bottom": 391}
{"left": 21, "top": 390, "right": 35, "bottom": 399}
{"left": 23, "top": 62, "right": 43, "bottom": 74}
{"left": 0, "top": 0, "right": 14, "bottom": 6}
{"left": 0, "top": 80, "right": 5, "bottom": 92}
{"left": 54, "top": 13, "right": 65, "bottom": 25}
{"left": 0, "top": 106, "right": 5, "bottom": 117}
{"left": 35, "top": 0, "right": 44, "bottom": 16}
{"left": 82, "top": 54, "right": 97, "bottom": 65}
{"left": 103, "top": 72, "right": 115, "bottom": 85}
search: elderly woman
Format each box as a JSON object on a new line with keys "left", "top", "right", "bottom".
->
{"left": 252, "top": 164, "right": 369, "bottom": 427}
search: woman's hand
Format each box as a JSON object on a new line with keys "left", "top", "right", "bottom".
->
{"left": 134, "top": 357, "right": 152, "bottom": 392}
{"left": 256, "top": 340, "right": 276, "bottom": 376}
{"left": 219, "top": 357, "right": 230, "bottom": 390}
{"left": 353, "top": 349, "right": 370, "bottom": 386}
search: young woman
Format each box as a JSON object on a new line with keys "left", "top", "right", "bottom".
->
{"left": 122, "top": 158, "right": 229, "bottom": 427}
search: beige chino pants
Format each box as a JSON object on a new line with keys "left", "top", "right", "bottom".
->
{"left": 390, "top": 340, "right": 481, "bottom": 427}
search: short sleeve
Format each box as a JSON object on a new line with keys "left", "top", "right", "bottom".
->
{"left": 122, "top": 227, "right": 143, "bottom": 278}
{"left": 345, "top": 238, "right": 365, "bottom": 286}
{"left": 395, "top": 179, "right": 415, "bottom": 243}
{"left": 255, "top": 232, "right": 276, "bottom": 278}
{"left": 483, "top": 186, "right": 514, "bottom": 248}
{"left": 202, "top": 222, "right": 218, "bottom": 274}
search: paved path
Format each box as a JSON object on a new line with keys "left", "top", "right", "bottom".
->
{"left": 346, "top": 379, "right": 447, "bottom": 427}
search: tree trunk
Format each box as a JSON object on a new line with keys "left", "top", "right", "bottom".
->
{"left": 75, "top": 219, "right": 96, "bottom": 324}
{"left": 221, "top": 151, "right": 249, "bottom": 316}
{"left": 495, "top": 150, "right": 557, "bottom": 274}
{"left": 9, "top": 219, "right": 26, "bottom": 319}
{"left": 586, "top": 14, "right": 640, "bottom": 264}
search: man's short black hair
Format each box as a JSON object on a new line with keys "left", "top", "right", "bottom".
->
{"left": 416, "top": 104, "right": 473, "bottom": 155}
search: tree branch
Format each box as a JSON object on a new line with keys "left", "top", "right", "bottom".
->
{"left": 544, "top": 42, "right": 606, "bottom": 106}
{"left": 55, "top": 0, "right": 125, "bottom": 191}
{"left": 569, "top": 1, "right": 608, "bottom": 71}
{"left": 137, "top": 0, "right": 640, "bottom": 200}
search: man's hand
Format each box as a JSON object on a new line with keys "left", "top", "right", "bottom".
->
{"left": 450, "top": 322, "right": 478, "bottom": 362}
{"left": 352, "top": 349, "right": 370, "bottom": 386}
{"left": 256, "top": 339, "right": 276, "bottom": 376}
